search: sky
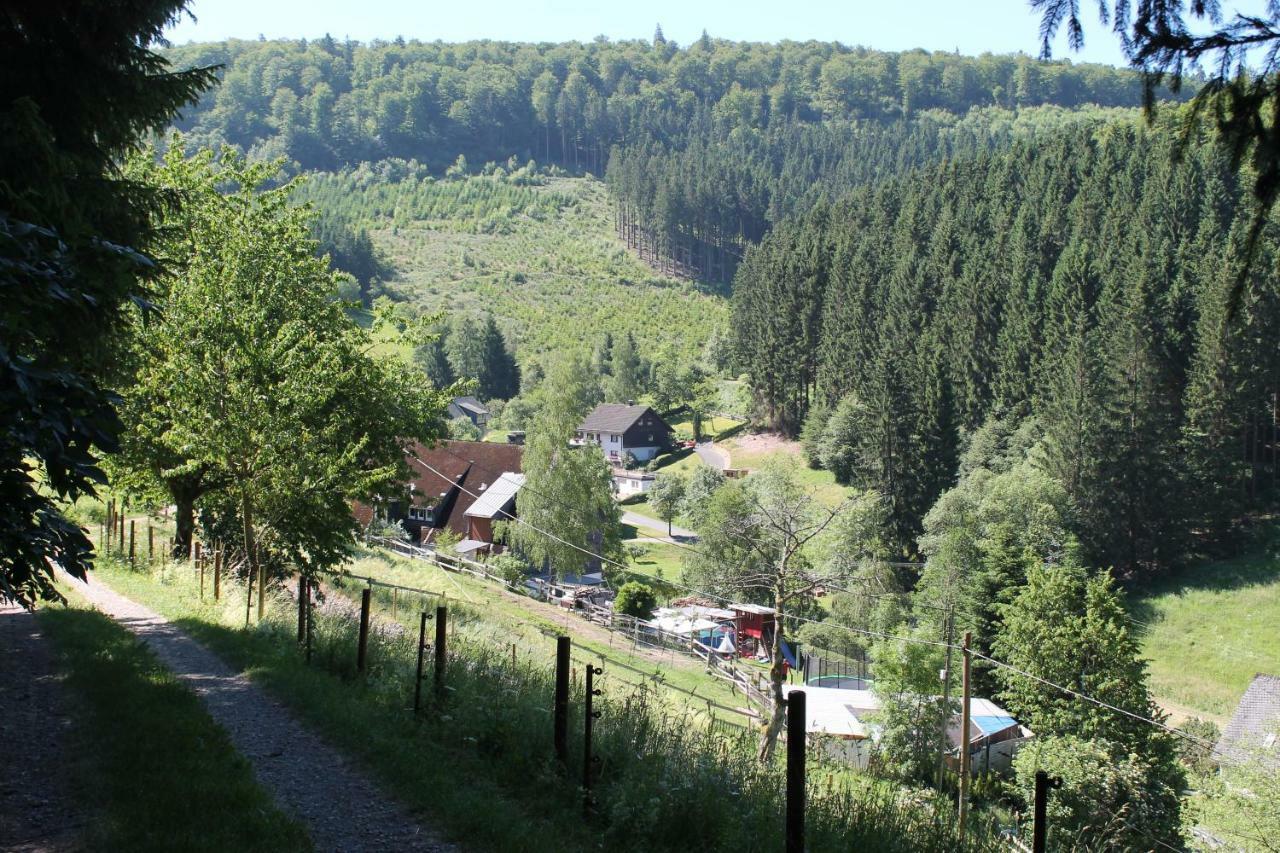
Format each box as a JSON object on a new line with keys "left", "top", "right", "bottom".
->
{"left": 162, "top": 0, "right": 1135, "bottom": 67}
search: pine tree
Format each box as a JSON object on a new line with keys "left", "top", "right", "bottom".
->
{"left": 446, "top": 316, "right": 486, "bottom": 391}
{"left": 606, "top": 331, "right": 644, "bottom": 403}
{"left": 478, "top": 315, "right": 520, "bottom": 400}
{"left": 415, "top": 328, "right": 455, "bottom": 390}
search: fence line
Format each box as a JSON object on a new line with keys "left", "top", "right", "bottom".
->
{"left": 345, "top": 540, "right": 775, "bottom": 720}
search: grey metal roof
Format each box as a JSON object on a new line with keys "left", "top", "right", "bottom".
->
{"left": 578, "top": 403, "right": 669, "bottom": 433}
{"left": 463, "top": 472, "right": 524, "bottom": 519}
{"left": 1218, "top": 673, "right": 1280, "bottom": 766}
{"left": 452, "top": 395, "right": 489, "bottom": 415}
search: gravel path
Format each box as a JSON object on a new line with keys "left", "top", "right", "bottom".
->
{"left": 61, "top": 574, "right": 455, "bottom": 853}
{"left": 0, "top": 603, "right": 85, "bottom": 852}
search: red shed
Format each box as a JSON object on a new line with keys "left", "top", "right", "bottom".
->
{"left": 730, "top": 603, "right": 777, "bottom": 658}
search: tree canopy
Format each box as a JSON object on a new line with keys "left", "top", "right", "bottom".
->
{"left": 501, "top": 354, "right": 622, "bottom": 578}
{"left": 0, "top": 1, "right": 214, "bottom": 607}
{"left": 112, "top": 142, "right": 447, "bottom": 590}
{"left": 733, "top": 116, "right": 1280, "bottom": 575}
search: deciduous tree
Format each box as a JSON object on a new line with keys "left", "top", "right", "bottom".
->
{"left": 500, "top": 354, "right": 622, "bottom": 578}
{"left": 113, "top": 143, "right": 447, "bottom": 602}
{"left": 647, "top": 471, "right": 685, "bottom": 536}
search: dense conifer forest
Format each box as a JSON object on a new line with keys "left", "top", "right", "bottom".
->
{"left": 162, "top": 35, "right": 1188, "bottom": 282}
{"left": 732, "top": 118, "right": 1280, "bottom": 575}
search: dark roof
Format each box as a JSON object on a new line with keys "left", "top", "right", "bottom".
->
{"left": 1218, "top": 673, "right": 1280, "bottom": 766}
{"left": 352, "top": 440, "right": 522, "bottom": 536}
{"left": 406, "top": 440, "right": 523, "bottom": 536}
{"left": 450, "top": 396, "right": 489, "bottom": 416}
{"left": 578, "top": 404, "right": 672, "bottom": 434}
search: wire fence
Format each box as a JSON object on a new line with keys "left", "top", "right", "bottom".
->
{"left": 363, "top": 536, "right": 778, "bottom": 713}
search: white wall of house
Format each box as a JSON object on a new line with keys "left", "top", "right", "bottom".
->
{"left": 577, "top": 430, "right": 661, "bottom": 462}
{"left": 614, "top": 474, "right": 655, "bottom": 497}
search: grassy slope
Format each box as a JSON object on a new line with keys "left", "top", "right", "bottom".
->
{"left": 346, "top": 176, "right": 727, "bottom": 364}
{"left": 1134, "top": 533, "right": 1280, "bottom": 725}
{"left": 40, "top": 587, "right": 311, "bottom": 853}
{"left": 85, "top": 554, "right": 1001, "bottom": 853}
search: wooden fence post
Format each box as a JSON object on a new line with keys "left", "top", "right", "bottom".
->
{"left": 413, "top": 611, "right": 428, "bottom": 713}
{"left": 959, "top": 631, "right": 973, "bottom": 837}
{"left": 583, "top": 664, "right": 603, "bottom": 814}
{"left": 434, "top": 605, "right": 447, "bottom": 694}
{"left": 213, "top": 549, "right": 222, "bottom": 600}
{"left": 357, "top": 588, "right": 372, "bottom": 672}
{"left": 297, "top": 574, "right": 307, "bottom": 643}
{"left": 147, "top": 524, "right": 154, "bottom": 562}
{"left": 554, "top": 635, "right": 570, "bottom": 764}
{"left": 128, "top": 520, "right": 136, "bottom": 566}
{"left": 786, "top": 690, "right": 806, "bottom": 853}
{"left": 1032, "top": 770, "right": 1062, "bottom": 853}
{"left": 305, "top": 579, "right": 314, "bottom": 664}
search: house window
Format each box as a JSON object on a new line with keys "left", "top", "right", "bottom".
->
{"left": 647, "top": 434, "right": 653, "bottom": 442}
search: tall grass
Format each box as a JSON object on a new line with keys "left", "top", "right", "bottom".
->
{"left": 96, "top": 555, "right": 1002, "bottom": 852}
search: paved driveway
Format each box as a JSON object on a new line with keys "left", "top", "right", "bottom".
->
{"left": 621, "top": 510, "right": 698, "bottom": 542}
{"left": 694, "top": 440, "right": 729, "bottom": 470}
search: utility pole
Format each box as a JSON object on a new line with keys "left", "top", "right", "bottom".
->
{"left": 958, "top": 630, "right": 972, "bottom": 838}
{"left": 936, "top": 605, "right": 954, "bottom": 789}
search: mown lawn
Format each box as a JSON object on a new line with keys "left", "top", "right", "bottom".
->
{"left": 40, "top": 588, "right": 310, "bottom": 853}
{"left": 667, "top": 415, "right": 745, "bottom": 441}
{"left": 1133, "top": 531, "right": 1280, "bottom": 724}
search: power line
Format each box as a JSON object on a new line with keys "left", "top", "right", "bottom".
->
{"left": 409, "top": 451, "right": 1227, "bottom": 761}
{"left": 969, "top": 649, "right": 1229, "bottom": 759}
{"left": 1085, "top": 797, "right": 1186, "bottom": 853}
{"left": 428, "top": 439, "right": 712, "bottom": 557}
{"left": 410, "top": 453, "right": 956, "bottom": 651}
{"left": 430, "top": 439, "right": 931, "bottom": 605}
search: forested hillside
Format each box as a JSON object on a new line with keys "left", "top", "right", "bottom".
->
{"left": 163, "top": 36, "right": 1189, "bottom": 285}
{"left": 733, "top": 116, "right": 1280, "bottom": 575}
{"left": 605, "top": 104, "right": 1138, "bottom": 282}
{"left": 164, "top": 35, "right": 1181, "bottom": 173}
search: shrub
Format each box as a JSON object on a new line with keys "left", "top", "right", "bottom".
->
{"left": 1011, "top": 735, "right": 1184, "bottom": 851}
{"left": 681, "top": 464, "right": 726, "bottom": 527}
{"left": 448, "top": 415, "right": 482, "bottom": 441}
{"left": 433, "top": 528, "right": 462, "bottom": 552}
{"left": 613, "top": 581, "right": 657, "bottom": 619}
{"left": 489, "top": 553, "right": 528, "bottom": 588}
